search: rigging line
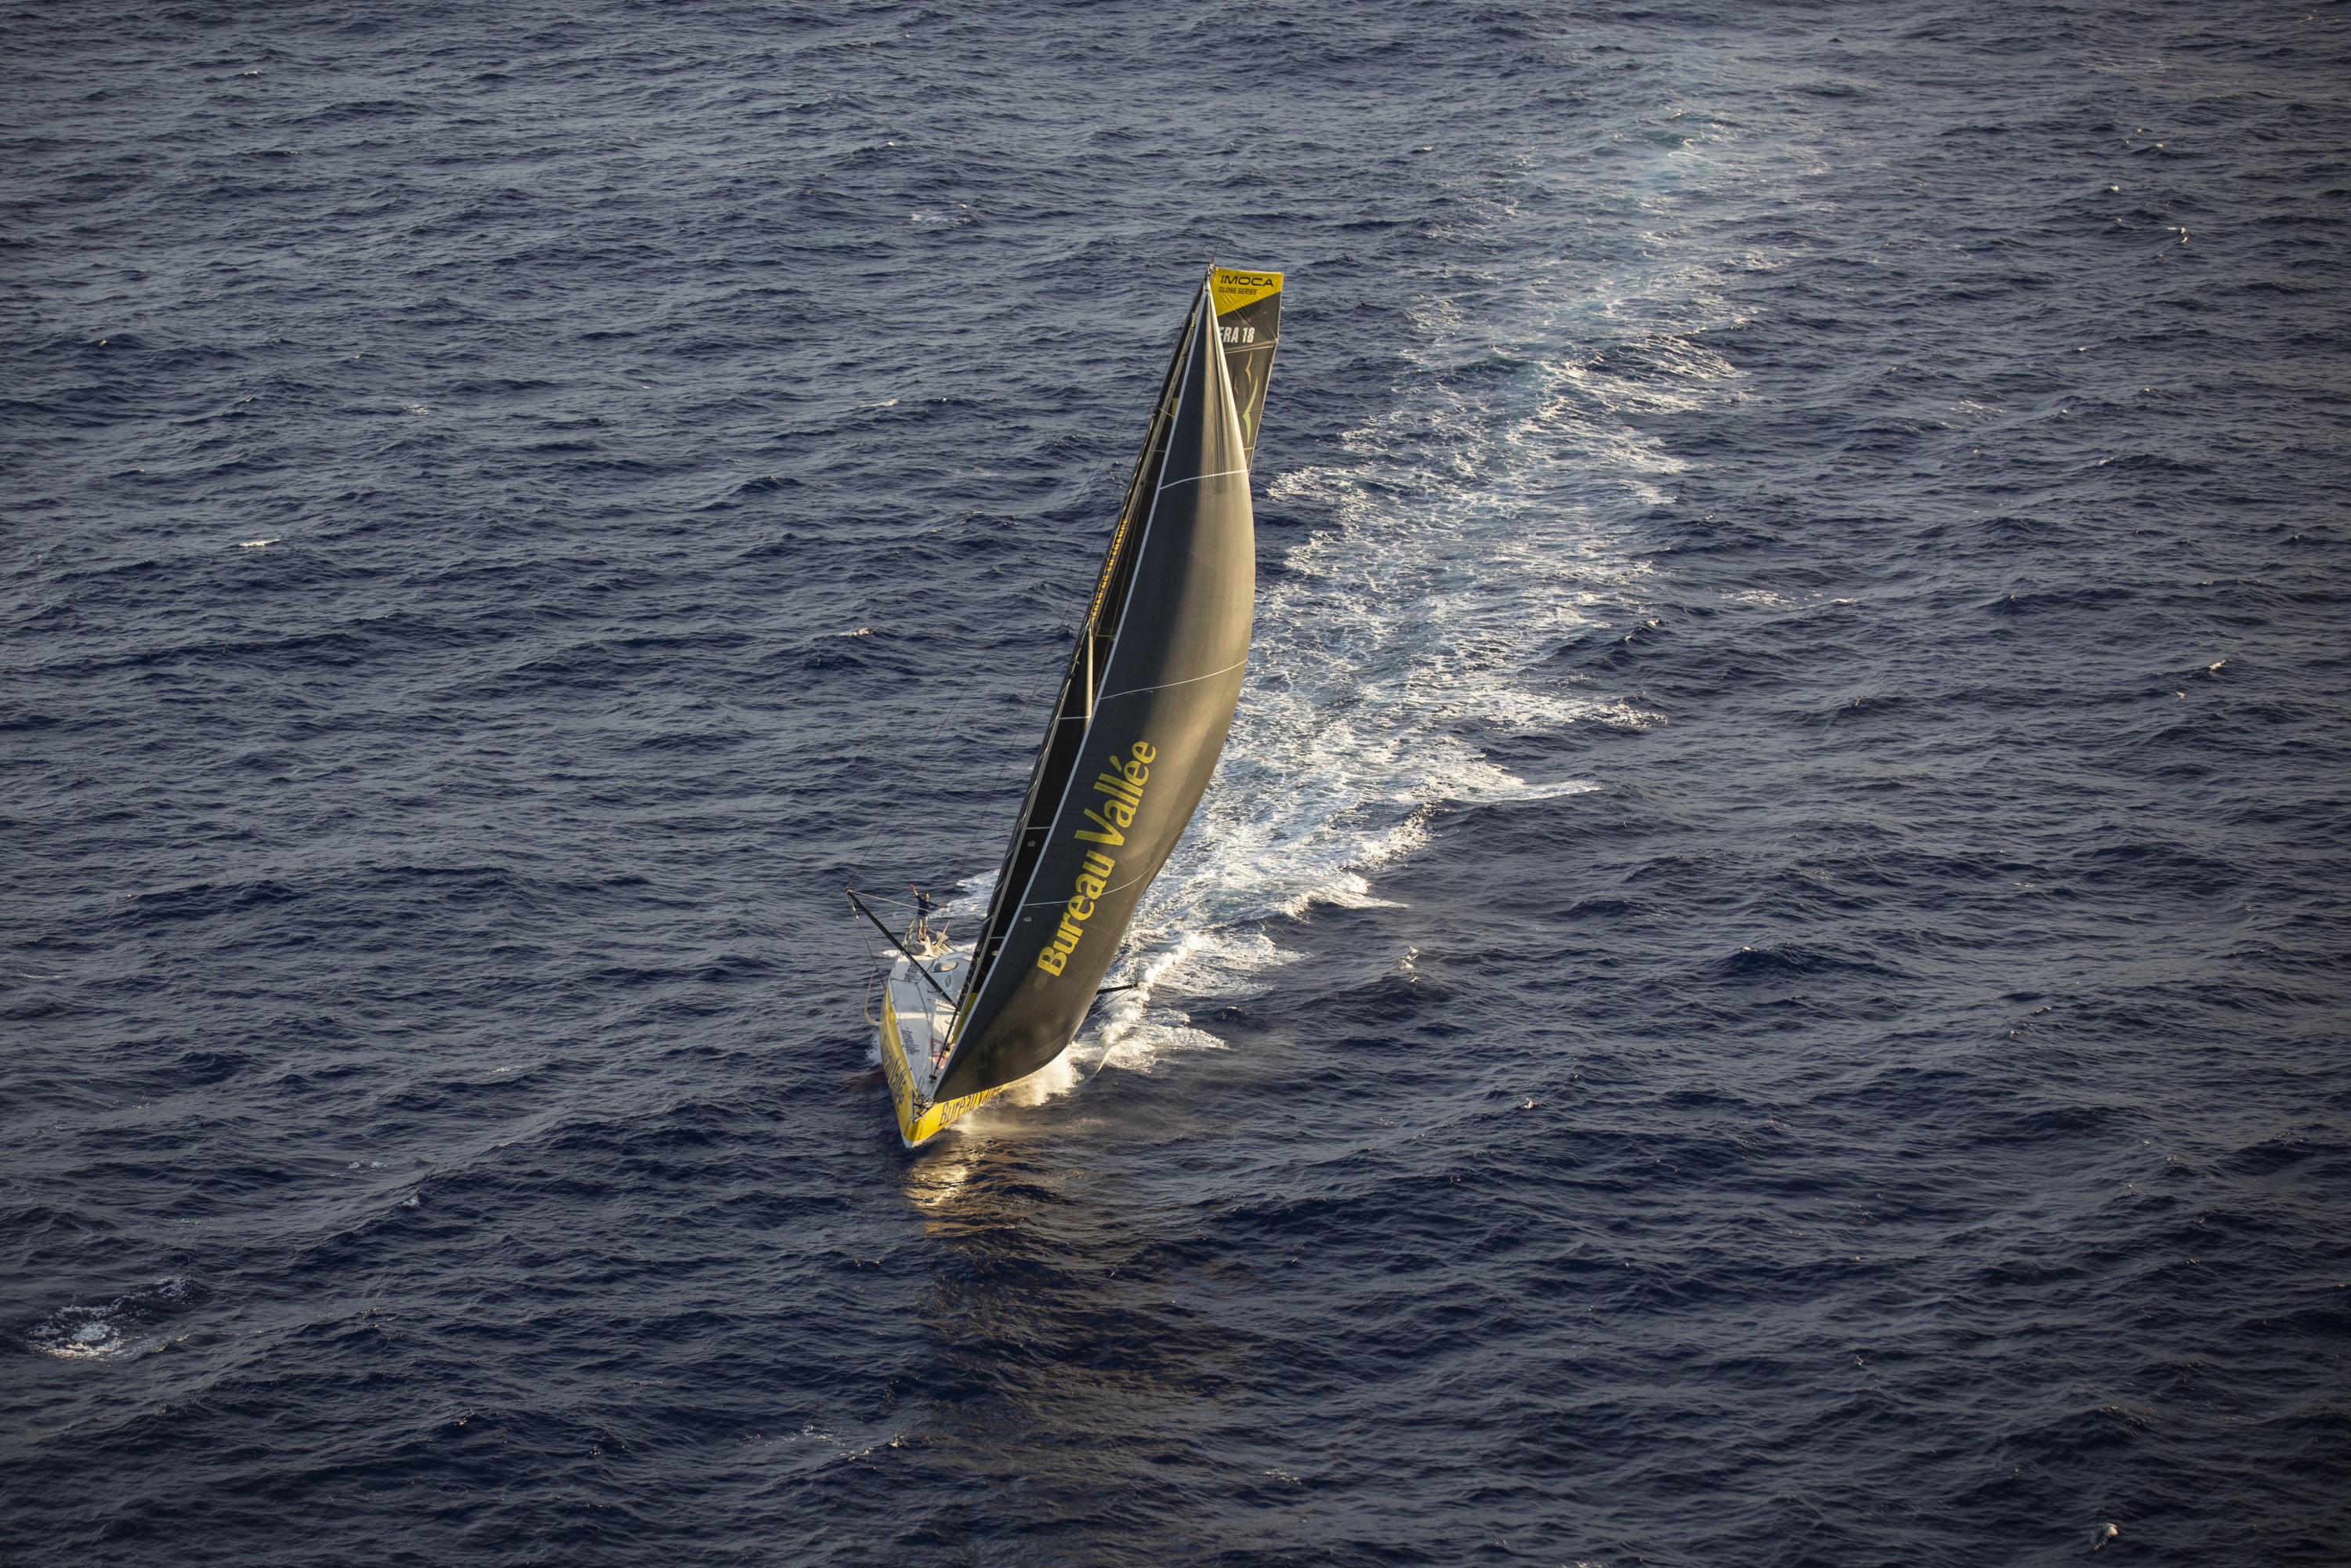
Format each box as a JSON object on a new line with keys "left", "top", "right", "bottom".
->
{"left": 842, "top": 849, "right": 889, "bottom": 1015}
{"left": 1093, "top": 654, "right": 1249, "bottom": 706}
{"left": 843, "top": 771, "right": 898, "bottom": 1004}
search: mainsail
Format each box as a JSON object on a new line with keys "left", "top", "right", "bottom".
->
{"left": 932, "top": 268, "right": 1283, "bottom": 1103}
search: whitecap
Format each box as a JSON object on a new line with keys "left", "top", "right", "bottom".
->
{"left": 24, "top": 1278, "right": 196, "bottom": 1362}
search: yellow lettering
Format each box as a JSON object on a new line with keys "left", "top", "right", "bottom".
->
{"left": 1042, "top": 738, "right": 1159, "bottom": 985}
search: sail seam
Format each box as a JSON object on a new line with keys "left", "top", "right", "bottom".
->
{"left": 1093, "top": 654, "right": 1250, "bottom": 707}
{"left": 1157, "top": 465, "right": 1250, "bottom": 493}
{"left": 1014, "top": 868, "right": 1154, "bottom": 911}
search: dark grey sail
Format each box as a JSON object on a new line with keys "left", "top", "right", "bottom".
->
{"left": 935, "top": 273, "right": 1272, "bottom": 1103}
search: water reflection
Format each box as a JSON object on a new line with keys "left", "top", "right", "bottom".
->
{"left": 893, "top": 1088, "right": 1266, "bottom": 1562}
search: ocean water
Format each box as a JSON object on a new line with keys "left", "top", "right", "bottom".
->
{"left": 5, "top": 2, "right": 2349, "bottom": 1563}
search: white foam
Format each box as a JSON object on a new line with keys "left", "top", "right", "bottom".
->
{"left": 24, "top": 1279, "right": 193, "bottom": 1362}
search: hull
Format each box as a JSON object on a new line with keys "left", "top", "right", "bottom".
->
{"left": 875, "top": 943, "right": 1025, "bottom": 1147}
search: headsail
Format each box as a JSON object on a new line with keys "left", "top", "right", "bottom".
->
{"left": 934, "top": 269, "right": 1280, "bottom": 1103}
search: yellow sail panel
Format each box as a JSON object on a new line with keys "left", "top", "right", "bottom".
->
{"left": 1210, "top": 268, "right": 1283, "bottom": 313}
{"left": 1211, "top": 267, "right": 1284, "bottom": 463}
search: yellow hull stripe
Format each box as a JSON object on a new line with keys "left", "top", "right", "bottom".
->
{"left": 878, "top": 994, "right": 1013, "bottom": 1147}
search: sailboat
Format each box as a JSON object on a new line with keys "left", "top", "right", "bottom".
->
{"left": 849, "top": 266, "right": 1284, "bottom": 1147}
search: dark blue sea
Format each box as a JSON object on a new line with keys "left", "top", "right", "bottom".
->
{"left": 6, "top": 2, "right": 2349, "bottom": 1563}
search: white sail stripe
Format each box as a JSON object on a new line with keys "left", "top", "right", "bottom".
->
{"left": 1093, "top": 654, "right": 1249, "bottom": 707}
{"left": 1015, "top": 867, "right": 1153, "bottom": 911}
{"left": 1005, "top": 654, "right": 1252, "bottom": 914}
{"left": 1157, "top": 465, "right": 1251, "bottom": 494}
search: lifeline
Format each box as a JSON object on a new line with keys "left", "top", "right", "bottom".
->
{"left": 1036, "top": 740, "right": 1155, "bottom": 977}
